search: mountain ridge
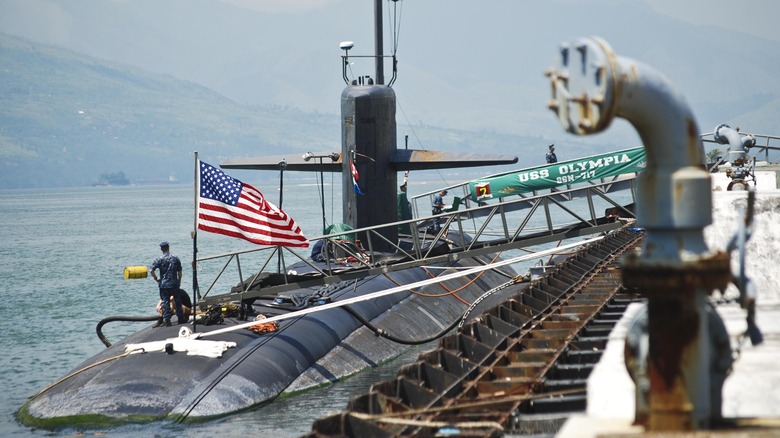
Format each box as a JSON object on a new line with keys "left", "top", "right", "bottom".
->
{"left": 1, "top": 32, "right": 575, "bottom": 189}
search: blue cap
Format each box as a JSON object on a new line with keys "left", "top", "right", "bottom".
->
{"left": 160, "top": 241, "right": 169, "bottom": 248}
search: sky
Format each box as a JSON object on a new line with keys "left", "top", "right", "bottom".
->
{"left": 204, "top": 0, "right": 780, "bottom": 161}
{"left": 647, "top": 0, "right": 779, "bottom": 42}
{"left": 214, "top": 0, "right": 780, "bottom": 42}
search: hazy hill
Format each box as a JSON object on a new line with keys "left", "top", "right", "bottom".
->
{"left": 0, "top": 33, "right": 569, "bottom": 189}
{"left": 0, "top": 33, "right": 341, "bottom": 188}
{"left": 1, "top": 0, "right": 777, "bottom": 142}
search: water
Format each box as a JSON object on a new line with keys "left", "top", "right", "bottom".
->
{"left": 0, "top": 181, "right": 453, "bottom": 437}
{"left": 0, "top": 183, "right": 349, "bottom": 437}
{"left": 0, "top": 178, "right": 632, "bottom": 437}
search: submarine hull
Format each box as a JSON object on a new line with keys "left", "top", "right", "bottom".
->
{"left": 20, "top": 247, "right": 516, "bottom": 426}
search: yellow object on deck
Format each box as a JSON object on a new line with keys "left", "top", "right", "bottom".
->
{"left": 124, "top": 266, "right": 148, "bottom": 279}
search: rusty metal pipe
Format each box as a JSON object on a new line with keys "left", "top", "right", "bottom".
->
{"left": 546, "top": 37, "right": 731, "bottom": 431}
{"left": 548, "top": 37, "right": 712, "bottom": 264}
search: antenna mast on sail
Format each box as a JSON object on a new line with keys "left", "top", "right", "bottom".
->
{"left": 374, "top": 0, "right": 384, "bottom": 85}
{"left": 341, "top": 0, "right": 399, "bottom": 86}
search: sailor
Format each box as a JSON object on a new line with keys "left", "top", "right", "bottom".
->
{"left": 149, "top": 241, "right": 184, "bottom": 327}
{"left": 398, "top": 182, "right": 412, "bottom": 234}
{"left": 431, "top": 189, "right": 448, "bottom": 232}
{"left": 157, "top": 289, "right": 192, "bottom": 320}
{"left": 546, "top": 144, "right": 558, "bottom": 163}
{"left": 310, "top": 239, "right": 326, "bottom": 262}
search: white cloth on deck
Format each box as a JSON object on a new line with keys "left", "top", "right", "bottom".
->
{"left": 125, "top": 338, "right": 236, "bottom": 358}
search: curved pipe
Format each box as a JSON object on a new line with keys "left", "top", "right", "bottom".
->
{"left": 96, "top": 315, "right": 160, "bottom": 347}
{"left": 547, "top": 37, "right": 711, "bottom": 264}
{"left": 714, "top": 123, "right": 756, "bottom": 164}
{"left": 547, "top": 37, "right": 742, "bottom": 430}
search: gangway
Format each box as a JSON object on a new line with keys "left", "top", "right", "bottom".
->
{"left": 198, "top": 154, "right": 641, "bottom": 308}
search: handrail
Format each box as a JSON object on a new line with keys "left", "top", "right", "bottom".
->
{"left": 701, "top": 130, "right": 780, "bottom": 165}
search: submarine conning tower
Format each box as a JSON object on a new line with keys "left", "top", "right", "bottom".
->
{"left": 221, "top": 0, "right": 517, "bottom": 252}
{"left": 336, "top": 75, "right": 517, "bottom": 251}
{"left": 341, "top": 82, "right": 398, "bottom": 250}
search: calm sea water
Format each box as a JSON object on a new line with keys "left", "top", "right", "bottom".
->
{"left": 0, "top": 179, "right": 466, "bottom": 437}
{"left": 0, "top": 182, "right": 402, "bottom": 438}
{"left": 0, "top": 177, "right": 631, "bottom": 437}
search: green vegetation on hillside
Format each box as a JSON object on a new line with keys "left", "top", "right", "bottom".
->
{"left": 94, "top": 171, "right": 130, "bottom": 186}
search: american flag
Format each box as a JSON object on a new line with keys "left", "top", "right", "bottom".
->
{"left": 197, "top": 160, "right": 309, "bottom": 247}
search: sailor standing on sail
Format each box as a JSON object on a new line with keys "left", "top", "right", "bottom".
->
{"left": 149, "top": 241, "right": 184, "bottom": 327}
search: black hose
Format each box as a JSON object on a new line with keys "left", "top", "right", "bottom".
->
{"left": 341, "top": 305, "right": 462, "bottom": 346}
{"left": 96, "top": 315, "right": 160, "bottom": 348}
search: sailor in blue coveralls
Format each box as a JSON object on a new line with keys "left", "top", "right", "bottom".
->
{"left": 150, "top": 241, "right": 184, "bottom": 326}
{"left": 431, "top": 189, "right": 447, "bottom": 232}
{"left": 546, "top": 144, "right": 558, "bottom": 163}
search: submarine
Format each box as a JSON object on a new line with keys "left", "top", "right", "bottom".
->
{"left": 17, "top": 2, "right": 521, "bottom": 428}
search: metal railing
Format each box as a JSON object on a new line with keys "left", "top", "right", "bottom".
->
{"left": 702, "top": 131, "right": 780, "bottom": 169}
{"left": 196, "top": 173, "right": 638, "bottom": 306}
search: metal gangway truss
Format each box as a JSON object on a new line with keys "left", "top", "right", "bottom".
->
{"left": 197, "top": 166, "right": 640, "bottom": 307}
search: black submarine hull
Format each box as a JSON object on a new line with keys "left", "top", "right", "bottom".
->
{"left": 19, "top": 245, "right": 515, "bottom": 427}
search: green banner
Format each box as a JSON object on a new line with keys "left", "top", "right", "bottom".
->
{"left": 468, "top": 147, "right": 646, "bottom": 202}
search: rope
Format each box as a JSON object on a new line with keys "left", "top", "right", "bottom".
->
{"left": 459, "top": 275, "right": 527, "bottom": 329}
{"left": 383, "top": 251, "right": 505, "bottom": 306}
{"left": 423, "top": 252, "right": 504, "bottom": 304}
{"left": 347, "top": 387, "right": 587, "bottom": 423}
{"left": 546, "top": 239, "right": 564, "bottom": 265}
{"left": 345, "top": 257, "right": 528, "bottom": 344}
{"left": 385, "top": 269, "right": 468, "bottom": 304}
{"left": 349, "top": 411, "right": 503, "bottom": 431}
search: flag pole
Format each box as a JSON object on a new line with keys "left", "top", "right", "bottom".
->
{"left": 277, "top": 162, "right": 285, "bottom": 273}
{"left": 192, "top": 151, "right": 200, "bottom": 333}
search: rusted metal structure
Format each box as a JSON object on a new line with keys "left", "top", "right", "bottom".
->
{"left": 546, "top": 36, "right": 735, "bottom": 431}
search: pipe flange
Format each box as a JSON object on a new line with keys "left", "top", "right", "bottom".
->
{"left": 546, "top": 37, "right": 618, "bottom": 135}
{"left": 622, "top": 251, "right": 731, "bottom": 294}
